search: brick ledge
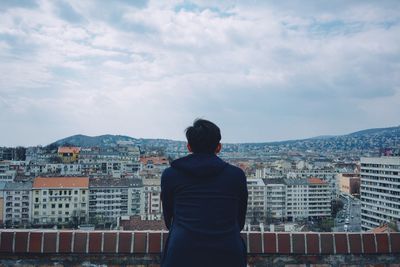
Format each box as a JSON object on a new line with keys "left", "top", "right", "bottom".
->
{"left": 0, "top": 230, "right": 399, "bottom": 255}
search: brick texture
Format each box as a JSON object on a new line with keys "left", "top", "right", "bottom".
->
{"left": 292, "top": 234, "right": 305, "bottom": 254}
{"left": 134, "top": 232, "right": 147, "bottom": 253}
{"left": 73, "top": 232, "right": 87, "bottom": 253}
{"left": 391, "top": 233, "right": 400, "bottom": 253}
{"left": 103, "top": 232, "right": 117, "bottom": 253}
{"left": 1, "top": 230, "right": 400, "bottom": 257}
{"left": 362, "top": 233, "right": 376, "bottom": 254}
{"left": 15, "top": 232, "right": 29, "bottom": 253}
{"left": 43, "top": 232, "right": 57, "bottom": 253}
{"left": 118, "top": 232, "right": 132, "bottom": 253}
{"left": 277, "top": 233, "right": 291, "bottom": 254}
{"left": 320, "top": 234, "right": 334, "bottom": 254}
{"left": 88, "top": 232, "right": 102, "bottom": 253}
{"left": 263, "top": 233, "right": 276, "bottom": 254}
{"left": 29, "top": 232, "right": 42, "bottom": 253}
{"left": 334, "top": 233, "right": 348, "bottom": 254}
{"left": 0, "top": 232, "right": 14, "bottom": 253}
{"left": 348, "top": 233, "right": 362, "bottom": 254}
{"left": 59, "top": 232, "right": 72, "bottom": 253}
{"left": 249, "top": 232, "right": 262, "bottom": 254}
{"left": 148, "top": 232, "right": 161, "bottom": 254}
{"left": 306, "top": 233, "right": 319, "bottom": 254}
{"left": 375, "top": 233, "right": 390, "bottom": 254}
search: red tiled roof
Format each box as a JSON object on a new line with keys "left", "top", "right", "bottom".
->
{"left": 58, "top": 147, "right": 81, "bottom": 154}
{"left": 308, "top": 177, "right": 327, "bottom": 184}
{"left": 33, "top": 177, "right": 89, "bottom": 188}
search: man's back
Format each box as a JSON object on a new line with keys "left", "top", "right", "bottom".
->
{"left": 161, "top": 153, "right": 248, "bottom": 267}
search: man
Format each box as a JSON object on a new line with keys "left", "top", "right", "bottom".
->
{"left": 161, "top": 119, "right": 248, "bottom": 267}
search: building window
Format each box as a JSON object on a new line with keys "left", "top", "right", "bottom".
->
{"left": 66, "top": 204, "right": 69, "bottom": 208}
{"left": 58, "top": 204, "right": 62, "bottom": 208}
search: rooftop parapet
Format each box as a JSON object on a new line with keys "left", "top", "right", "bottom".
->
{"left": 0, "top": 230, "right": 399, "bottom": 266}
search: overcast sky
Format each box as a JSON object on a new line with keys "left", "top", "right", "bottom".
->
{"left": 1, "top": 0, "right": 399, "bottom": 146}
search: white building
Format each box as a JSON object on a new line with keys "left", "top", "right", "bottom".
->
{"left": 3, "top": 182, "right": 32, "bottom": 227}
{"left": 246, "top": 178, "right": 266, "bottom": 223}
{"left": 88, "top": 178, "right": 143, "bottom": 224}
{"left": 142, "top": 179, "right": 162, "bottom": 220}
{"left": 264, "top": 179, "right": 286, "bottom": 220}
{"left": 360, "top": 157, "right": 400, "bottom": 231}
{"left": 32, "top": 176, "right": 89, "bottom": 225}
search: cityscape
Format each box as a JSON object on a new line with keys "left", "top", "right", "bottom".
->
{"left": 1, "top": 0, "right": 399, "bottom": 265}
{"left": 1, "top": 125, "right": 399, "bottom": 235}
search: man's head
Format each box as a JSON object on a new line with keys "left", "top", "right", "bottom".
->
{"left": 185, "top": 119, "right": 222, "bottom": 154}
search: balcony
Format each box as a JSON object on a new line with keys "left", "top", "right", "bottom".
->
{"left": 0, "top": 230, "right": 399, "bottom": 266}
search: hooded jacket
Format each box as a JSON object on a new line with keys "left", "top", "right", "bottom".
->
{"left": 161, "top": 153, "right": 248, "bottom": 267}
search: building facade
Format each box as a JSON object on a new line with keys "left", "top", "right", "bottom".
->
{"left": 3, "top": 182, "right": 32, "bottom": 227}
{"left": 360, "top": 157, "right": 400, "bottom": 231}
{"left": 32, "top": 177, "right": 89, "bottom": 225}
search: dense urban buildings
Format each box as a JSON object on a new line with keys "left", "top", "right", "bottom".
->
{"left": 0, "top": 131, "right": 399, "bottom": 233}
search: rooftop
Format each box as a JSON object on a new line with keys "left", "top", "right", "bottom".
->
{"left": 33, "top": 176, "right": 89, "bottom": 189}
{"left": 58, "top": 147, "right": 81, "bottom": 154}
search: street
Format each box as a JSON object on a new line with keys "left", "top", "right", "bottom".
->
{"left": 332, "top": 194, "right": 361, "bottom": 232}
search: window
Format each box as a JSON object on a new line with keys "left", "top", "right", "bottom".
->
{"left": 43, "top": 204, "right": 47, "bottom": 209}
{"left": 58, "top": 204, "right": 62, "bottom": 208}
{"left": 43, "top": 191, "right": 47, "bottom": 195}
{"left": 35, "top": 198, "right": 39, "bottom": 203}
{"left": 66, "top": 203, "right": 69, "bottom": 208}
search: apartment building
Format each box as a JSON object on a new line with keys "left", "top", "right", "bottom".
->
{"left": 32, "top": 177, "right": 89, "bottom": 225}
{"left": 142, "top": 179, "right": 162, "bottom": 220}
{"left": 360, "top": 157, "right": 400, "bottom": 231}
{"left": 307, "top": 178, "right": 331, "bottom": 218}
{"left": 88, "top": 178, "right": 143, "bottom": 224}
{"left": 287, "top": 169, "right": 339, "bottom": 199}
{"left": 264, "top": 179, "right": 286, "bottom": 220}
{"left": 3, "top": 182, "right": 32, "bottom": 226}
{"left": 285, "top": 179, "right": 310, "bottom": 220}
{"left": 246, "top": 178, "right": 266, "bottom": 222}
{"left": 338, "top": 173, "right": 360, "bottom": 196}
{"left": 0, "top": 161, "right": 16, "bottom": 182}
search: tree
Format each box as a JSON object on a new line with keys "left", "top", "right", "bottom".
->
{"left": 331, "top": 199, "right": 344, "bottom": 217}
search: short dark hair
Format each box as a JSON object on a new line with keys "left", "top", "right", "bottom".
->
{"left": 185, "top": 119, "right": 221, "bottom": 154}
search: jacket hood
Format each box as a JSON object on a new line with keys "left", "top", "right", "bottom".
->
{"left": 171, "top": 153, "right": 228, "bottom": 178}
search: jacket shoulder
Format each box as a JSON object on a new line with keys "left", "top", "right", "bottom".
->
{"left": 224, "top": 163, "right": 246, "bottom": 179}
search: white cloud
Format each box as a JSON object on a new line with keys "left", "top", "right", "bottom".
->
{"left": 0, "top": 0, "right": 399, "bottom": 145}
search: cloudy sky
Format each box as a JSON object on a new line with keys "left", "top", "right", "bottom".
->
{"left": 1, "top": 0, "right": 399, "bottom": 146}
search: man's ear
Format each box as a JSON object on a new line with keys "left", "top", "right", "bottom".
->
{"left": 187, "top": 144, "right": 193, "bottom": 153}
{"left": 215, "top": 143, "right": 222, "bottom": 154}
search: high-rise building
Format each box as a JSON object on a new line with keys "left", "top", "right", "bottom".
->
{"left": 360, "top": 157, "right": 400, "bottom": 231}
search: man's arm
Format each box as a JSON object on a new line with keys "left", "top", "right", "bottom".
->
{"left": 238, "top": 171, "right": 248, "bottom": 231}
{"left": 161, "top": 169, "right": 173, "bottom": 230}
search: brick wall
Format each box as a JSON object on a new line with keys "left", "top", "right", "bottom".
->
{"left": 0, "top": 230, "right": 399, "bottom": 255}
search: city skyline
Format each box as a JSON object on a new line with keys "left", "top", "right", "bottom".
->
{"left": 1, "top": 1, "right": 400, "bottom": 146}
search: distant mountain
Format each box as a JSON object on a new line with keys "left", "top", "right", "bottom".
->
{"left": 48, "top": 125, "right": 400, "bottom": 154}
{"left": 48, "top": 134, "right": 185, "bottom": 150}
{"left": 50, "top": 134, "right": 138, "bottom": 147}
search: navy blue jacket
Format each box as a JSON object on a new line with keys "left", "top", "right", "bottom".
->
{"left": 160, "top": 153, "right": 248, "bottom": 267}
